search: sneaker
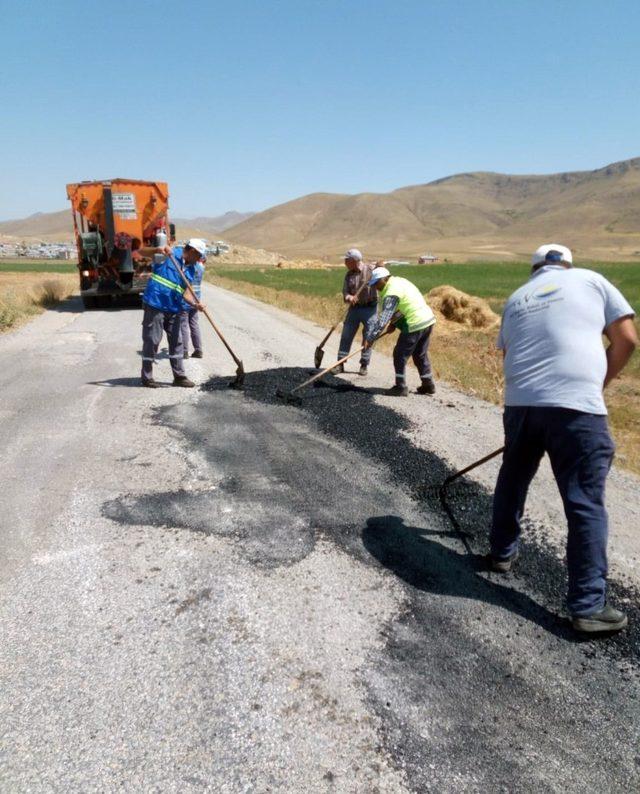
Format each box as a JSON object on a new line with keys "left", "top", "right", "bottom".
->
{"left": 173, "top": 376, "right": 195, "bottom": 388}
{"left": 358, "top": 365, "right": 368, "bottom": 377}
{"left": 332, "top": 363, "right": 345, "bottom": 374}
{"left": 141, "top": 378, "right": 159, "bottom": 389}
{"left": 487, "top": 551, "right": 518, "bottom": 573}
{"left": 386, "top": 384, "right": 409, "bottom": 397}
{"left": 417, "top": 380, "right": 436, "bottom": 395}
{"left": 191, "top": 350, "right": 203, "bottom": 359}
{"left": 571, "top": 604, "right": 628, "bottom": 634}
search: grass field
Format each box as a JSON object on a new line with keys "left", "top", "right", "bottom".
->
{"left": 215, "top": 261, "right": 640, "bottom": 312}
{"left": 210, "top": 261, "right": 640, "bottom": 475}
{"left": 0, "top": 259, "right": 77, "bottom": 274}
{"left": 0, "top": 267, "right": 77, "bottom": 332}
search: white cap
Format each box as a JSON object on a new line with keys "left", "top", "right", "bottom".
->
{"left": 344, "top": 248, "right": 363, "bottom": 261}
{"left": 368, "top": 266, "right": 391, "bottom": 286}
{"left": 532, "top": 243, "right": 573, "bottom": 267}
{"left": 186, "top": 238, "right": 207, "bottom": 256}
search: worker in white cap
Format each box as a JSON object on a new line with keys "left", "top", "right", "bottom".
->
{"left": 334, "top": 248, "right": 378, "bottom": 376}
{"left": 490, "top": 243, "right": 637, "bottom": 634}
{"left": 364, "top": 266, "right": 436, "bottom": 396}
{"left": 137, "top": 238, "right": 207, "bottom": 388}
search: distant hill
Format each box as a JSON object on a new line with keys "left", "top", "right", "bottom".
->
{"left": 4, "top": 159, "right": 640, "bottom": 260}
{"left": 0, "top": 210, "right": 73, "bottom": 240}
{"left": 0, "top": 209, "right": 255, "bottom": 244}
{"left": 172, "top": 211, "right": 255, "bottom": 236}
{"left": 223, "top": 158, "right": 640, "bottom": 260}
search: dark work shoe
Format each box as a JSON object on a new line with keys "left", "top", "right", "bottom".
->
{"left": 358, "top": 365, "right": 368, "bottom": 377}
{"left": 386, "top": 384, "right": 409, "bottom": 397}
{"left": 173, "top": 376, "right": 195, "bottom": 388}
{"left": 183, "top": 353, "right": 190, "bottom": 360}
{"left": 417, "top": 380, "right": 436, "bottom": 395}
{"left": 191, "top": 350, "right": 203, "bottom": 359}
{"left": 141, "top": 378, "right": 159, "bottom": 389}
{"left": 572, "top": 605, "right": 628, "bottom": 634}
{"left": 332, "top": 363, "right": 345, "bottom": 374}
{"left": 487, "top": 551, "right": 518, "bottom": 573}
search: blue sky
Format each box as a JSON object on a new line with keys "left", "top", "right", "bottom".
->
{"left": 2, "top": 0, "right": 639, "bottom": 219}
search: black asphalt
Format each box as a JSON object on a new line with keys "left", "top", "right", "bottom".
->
{"left": 104, "top": 366, "right": 640, "bottom": 791}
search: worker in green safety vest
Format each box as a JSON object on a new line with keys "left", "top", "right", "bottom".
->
{"left": 364, "top": 266, "right": 437, "bottom": 396}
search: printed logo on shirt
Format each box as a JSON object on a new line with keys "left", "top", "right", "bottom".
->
{"left": 531, "top": 283, "right": 562, "bottom": 300}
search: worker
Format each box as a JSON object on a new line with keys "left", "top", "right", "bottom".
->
{"left": 181, "top": 253, "right": 206, "bottom": 358}
{"left": 334, "top": 249, "right": 378, "bottom": 376}
{"left": 490, "top": 244, "right": 637, "bottom": 634}
{"left": 364, "top": 266, "right": 436, "bottom": 396}
{"left": 138, "top": 238, "right": 207, "bottom": 388}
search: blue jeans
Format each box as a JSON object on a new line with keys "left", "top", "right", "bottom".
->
{"left": 338, "top": 304, "right": 378, "bottom": 366}
{"left": 491, "top": 406, "right": 615, "bottom": 616}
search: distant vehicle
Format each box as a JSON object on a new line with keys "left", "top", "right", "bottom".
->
{"left": 383, "top": 260, "right": 410, "bottom": 266}
{"left": 66, "top": 178, "right": 174, "bottom": 309}
{"left": 418, "top": 254, "right": 439, "bottom": 263}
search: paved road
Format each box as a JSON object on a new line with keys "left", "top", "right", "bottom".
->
{"left": 1, "top": 286, "right": 639, "bottom": 792}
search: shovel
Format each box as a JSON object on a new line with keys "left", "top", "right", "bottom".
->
{"left": 167, "top": 251, "right": 245, "bottom": 389}
{"left": 314, "top": 281, "right": 370, "bottom": 369}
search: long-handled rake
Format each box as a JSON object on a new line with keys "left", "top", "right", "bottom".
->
{"left": 279, "top": 327, "right": 393, "bottom": 405}
{"left": 438, "top": 445, "right": 505, "bottom": 553}
{"left": 314, "top": 281, "right": 370, "bottom": 369}
{"left": 167, "top": 251, "right": 245, "bottom": 389}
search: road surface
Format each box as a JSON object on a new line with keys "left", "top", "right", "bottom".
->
{"left": 1, "top": 285, "right": 639, "bottom": 792}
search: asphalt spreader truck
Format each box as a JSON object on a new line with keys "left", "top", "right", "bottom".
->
{"left": 66, "top": 179, "right": 174, "bottom": 308}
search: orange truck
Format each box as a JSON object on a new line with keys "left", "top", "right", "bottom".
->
{"left": 66, "top": 178, "right": 174, "bottom": 309}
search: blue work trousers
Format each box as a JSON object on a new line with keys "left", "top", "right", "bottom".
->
{"left": 338, "top": 304, "right": 377, "bottom": 366}
{"left": 491, "top": 406, "right": 615, "bottom": 616}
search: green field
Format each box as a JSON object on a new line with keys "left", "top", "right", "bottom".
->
{"left": 0, "top": 259, "right": 77, "bottom": 274}
{"left": 216, "top": 261, "right": 640, "bottom": 312}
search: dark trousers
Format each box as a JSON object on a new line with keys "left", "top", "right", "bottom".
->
{"left": 141, "top": 304, "right": 185, "bottom": 381}
{"left": 180, "top": 308, "right": 203, "bottom": 355}
{"left": 491, "top": 406, "right": 615, "bottom": 616}
{"left": 393, "top": 326, "right": 434, "bottom": 383}
{"left": 338, "top": 304, "right": 377, "bottom": 366}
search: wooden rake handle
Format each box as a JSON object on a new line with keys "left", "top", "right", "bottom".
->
{"left": 166, "top": 251, "right": 243, "bottom": 368}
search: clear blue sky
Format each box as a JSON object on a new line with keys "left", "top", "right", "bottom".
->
{"left": 2, "top": 0, "right": 639, "bottom": 219}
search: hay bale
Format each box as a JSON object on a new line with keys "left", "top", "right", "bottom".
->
{"left": 427, "top": 285, "right": 499, "bottom": 329}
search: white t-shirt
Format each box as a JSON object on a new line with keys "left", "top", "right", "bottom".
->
{"left": 497, "top": 266, "right": 635, "bottom": 415}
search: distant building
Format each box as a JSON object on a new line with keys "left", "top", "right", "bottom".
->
{"left": 418, "top": 253, "right": 439, "bottom": 263}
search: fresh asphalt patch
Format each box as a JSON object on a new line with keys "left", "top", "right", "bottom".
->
{"left": 103, "top": 367, "right": 640, "bottom": 789}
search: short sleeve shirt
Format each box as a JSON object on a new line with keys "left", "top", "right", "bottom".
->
{"left": 498, "top": 266, "right": 635, "bottom": 414}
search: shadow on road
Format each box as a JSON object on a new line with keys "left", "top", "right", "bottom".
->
{"left": 203, "top": 366, "right": 640, "bottom": 658}
{"left": 363, "top": 515, "right": 572, "bottom": 640}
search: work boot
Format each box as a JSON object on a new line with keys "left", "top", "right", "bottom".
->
{"left": 173, "top": 376, "right": 195, "bottom": 388}
{"left": 572, "top": 605, "right": 628, "bottom": 634}
{"left": 191, "top": 350, "right": 203, "bottom": 358}
{"left": 386, "top": 384, "right": 409, "bottom": 397}
{"left": 141, "top": 378, "right": 159, "bottom": 389}
{"left": 417, "top": 380, "right": 436, "bottom": 395}
{"left": 332, "top": 363, "right": 345, "bottom": 374}
{"left": 487, "top": 551, "right": 518, "bottom": 573}
{"left": 358, "top": 365, "right": 368, "bottom": 377}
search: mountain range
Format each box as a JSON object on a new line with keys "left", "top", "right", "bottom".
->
{"left": 2, "top": 158, "right": 640, "bottom": 260}
{"left": 223, "top": 158, "right": 640, "bottom": 260}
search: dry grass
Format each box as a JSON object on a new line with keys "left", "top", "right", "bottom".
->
{"left": 0, "top": 273, "right": 76, "bottom": 332}
{"left": 212, "top": 274, "right": 640, "bottom": 476}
